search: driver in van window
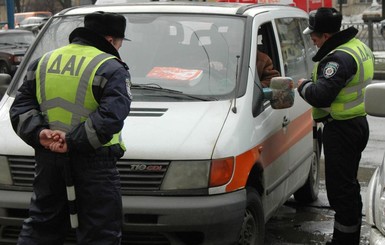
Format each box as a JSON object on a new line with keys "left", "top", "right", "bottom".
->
{"left": 257, "top": 50, "right": 280, "bottom": 88}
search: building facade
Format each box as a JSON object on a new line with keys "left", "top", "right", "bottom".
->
{"left": 334, "top": 0, "right": 382, "bottom": 17}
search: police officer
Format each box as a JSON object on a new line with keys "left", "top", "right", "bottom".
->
{"left": 297, "top": 8, "right": 373, "bottom": 245}
{"left": 10, "top": 12, "right": 132, "bottom": 244}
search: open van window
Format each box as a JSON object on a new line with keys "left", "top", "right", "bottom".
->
{"left": 276, "top": 17, "right": 310, "bottom": 81}
{"left": 257, "top": 22, "right": 280, "bottom": 74}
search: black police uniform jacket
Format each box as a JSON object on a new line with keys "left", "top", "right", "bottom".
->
{"left": 298, "top": 27, "right": 359, "bottom": 108}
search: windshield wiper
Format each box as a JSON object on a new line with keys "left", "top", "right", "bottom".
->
{"left": 131, "top": 83, "right": 217, "bottom": 101}
{"left": 0, "top": 42, "right": 15, "bottom": 46}
{"left": 15, "top": 42, "right": 31, "bottom": 46}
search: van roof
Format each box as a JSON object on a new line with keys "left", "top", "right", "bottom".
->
{"left": 57, "top": 2, "right": 305, "bottom": 17}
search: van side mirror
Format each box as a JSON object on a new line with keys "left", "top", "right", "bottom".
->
{"left": 364, "top": 83, "right": 385, "bottom": 117}
{"left": 263, "top": 77, "right": 294, "bottom": 109}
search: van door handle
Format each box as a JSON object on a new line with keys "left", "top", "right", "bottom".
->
{"left": 282, "top": 116, "right": 290, "bottom": 128}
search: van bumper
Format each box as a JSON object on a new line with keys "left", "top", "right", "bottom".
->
{"left": 0, "top": 189, "right": 30, "bottom": 223}
{"left": 122, "top": 189, "right": 246, "bottom": 245}
{"left": 0, "top": 190, "right": 30, "bottom": 244}
{"left": 0, "top": 189, "right": 247, "bottom": 245}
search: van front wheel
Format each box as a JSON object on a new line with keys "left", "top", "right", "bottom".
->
{"left": 238, "top": 187, "right": 265, "bottom": 245}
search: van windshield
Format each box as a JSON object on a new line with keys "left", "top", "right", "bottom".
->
{"left": 15, "top": 14, "right": 245, "bottom": 101}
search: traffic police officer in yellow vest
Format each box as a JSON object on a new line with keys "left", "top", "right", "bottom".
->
{"left": 298, "top": 8, "right": 373, "bottom": 245}
{"left": 10, "top": 12, "right": 132, "bottom": 244}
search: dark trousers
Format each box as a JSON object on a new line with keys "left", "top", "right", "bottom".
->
{"left": 323, "top": 116, "right": 369, "bottom": 245}
{"left": 17, "top": 149, "right": 123, "bottom": 245}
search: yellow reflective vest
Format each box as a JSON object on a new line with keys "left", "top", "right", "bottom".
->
{"left": 36, "top": 44, "right": 125, "bottom": 150}
{"left": 312, "top": 38, "right": 374, "bottom": 121}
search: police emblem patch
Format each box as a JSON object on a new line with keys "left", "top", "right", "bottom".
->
{"left": 323, "top": 62, "right": 339, "bottom": 79}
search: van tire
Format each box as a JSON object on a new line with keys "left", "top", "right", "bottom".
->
{"left": 293, "top": 128, "right": 322, "bottom": 203}
{"left": 238, "top": 187, "right": 265, "bottom": 245}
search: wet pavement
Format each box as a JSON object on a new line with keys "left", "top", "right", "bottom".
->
{"left": 264, "top": 162, "right": 375, "bottom": 245}
{"left": 264, "top": 112, "right": 384, "bottom": 245}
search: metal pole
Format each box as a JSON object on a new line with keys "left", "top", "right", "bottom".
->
{"left": 383, "top": 2, "right": 385, "bottom": 22}
{"left": 368, "top": 20, "right": 374, "bottom": 51}
{"left": 6, "top": 0, "right": 15, "bottom": 29}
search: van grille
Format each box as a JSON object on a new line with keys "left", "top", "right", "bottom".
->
{"left": 118, "top": 160, "right": 169, "bottom": 191}
{"left": 7, "top": 156, "right": 169, "bottom": 192}
{"left": 8, "top": 156, "right": 35, "bottom": 188}
{"left": 1, "top": 225, "right": 20, "bottom": 240}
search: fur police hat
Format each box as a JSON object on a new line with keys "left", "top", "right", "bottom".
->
{"left": 84, "top": 11, "right": 128, "bottom": 39}
{"left": 303, "top": 8, "right": 342, "bottom": 35}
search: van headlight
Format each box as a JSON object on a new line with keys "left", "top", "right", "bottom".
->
{"left": 161, "top": 160, "right": 210, "bottom": 190}
{"left": 161, "top": 157, "right": 234, "bottom": 190}
{"left": 0, "top": 156, "right": 12, "bottom": 185}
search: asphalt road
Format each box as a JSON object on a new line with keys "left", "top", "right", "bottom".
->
{"left": 264, "top": 161, "right": 375, "bottom": 245}
{"left": 264, "top": 82, "right": 385, "bottom": 245}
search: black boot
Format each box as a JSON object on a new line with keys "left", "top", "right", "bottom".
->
{"left": 325, "top": 239, "right": 340, "bottom": 245}
{"left": 330, "top": 227, "right": 360, "bottom": 245}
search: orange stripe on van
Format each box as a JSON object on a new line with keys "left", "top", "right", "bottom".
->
{"left": 225, "top": 109, "right": 313, "bottom": 192}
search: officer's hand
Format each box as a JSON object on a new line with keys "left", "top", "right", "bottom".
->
{"left": 49, "top": 130, "right": 68, "bottom": 153}
{"left": 39, "top": 129, "right": 54, "bottom": 149}
{"left": 297, "top": 78, "right": 306, "bottom": 88}
{"left": 49, "top": 141, "right": 68, "bottom": 153}
{"left": 51, "top": 130, "right": 66, "bottom": 144}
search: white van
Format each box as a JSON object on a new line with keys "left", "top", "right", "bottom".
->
{"left": 365, "top": 82, "right": 385, "bottom": 245}
{"left": 0, "top": 3, "right": 321, "bottom": 244}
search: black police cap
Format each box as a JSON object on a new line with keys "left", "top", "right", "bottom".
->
{"left": 303, "top": 8, "right": 342, "bottom": 35}
{"left": 84, "top": 11, "right": 128, "bottom": 40}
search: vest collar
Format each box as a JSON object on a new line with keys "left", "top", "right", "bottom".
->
{"left": 312, "top": 27, "right": 358, "bottom": 62}
{"left": 69, "top": 27, "right": 121, "bottom": 60}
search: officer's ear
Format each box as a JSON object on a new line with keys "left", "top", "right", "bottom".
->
{"left": 323, "top": 33, "right": 333, "bottom": 40}
{"left": 105, "top": 36, "right": 114, "bottom": 44}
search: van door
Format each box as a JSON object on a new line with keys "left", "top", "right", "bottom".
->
{"left": 251, "top": 17, "right": 292, "bottom": 216}
{"left": 275, "top": 17, "right": 315, "bottom": 194}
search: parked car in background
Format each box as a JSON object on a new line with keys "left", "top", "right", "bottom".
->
{"left": 362, "top": 3, "right": 383, "bottom": 22}
{"left": 0, "top": 29, "right": 34, "bottom": 100}
{"left": 18, "top": 17, "right": 47, "bottom": 31}
{"left": 14, "top": 11, "right": 52, "bottom": 27}
{"left": 365, "top": 82, "right": 385, "bottom": 245}
{"left": 0, "top": 29, "right": 35, "bottom": 76}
